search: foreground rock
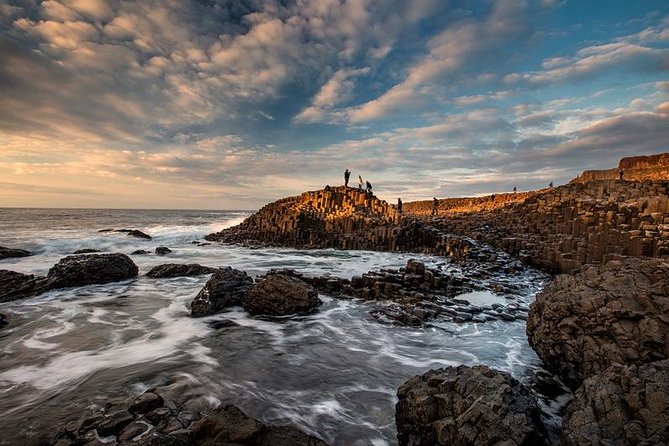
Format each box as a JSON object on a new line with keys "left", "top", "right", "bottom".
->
{"left": 527, "top": 258, "right": 669, "bottom": 389}
{"left": 0, "top": 269, "right": 50, "bottom": 303}
{"left": 243, "top": 274, "right": 321, "bottom": 316}
{"left": 99, "top": 228, "right": 152, "bottom": 240}
{"left": 47, "top": 253, "right": 139, "bottom": 289}
{"left": 396, "top": 365, "right": 547, "bottom": 446}
{"left": 562, "top": 360, "right": 669, "bottom": 446}
{"left": 0, "top": 246, "right": 31, "bottom": 259}
{"left": 147, "top": 264, "right": 218, "bottom": 278}
{"left": 191, "top": 267, "right": 254, "bottom": 317}
{"left": 52, "top": 391, "right": 329, "bottom": 445}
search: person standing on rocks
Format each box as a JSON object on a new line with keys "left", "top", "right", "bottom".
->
{"left": 344, "top": 169, "right": 351, "bottom": 187}
{"left": 619, "top": 169, "right": 624, "bottom": 180}
{"left": 358, "top": 175, "right": 364, "bottom": 190}
{"left": 366, "top": 181, "right": 373, "bottom": 194}
{"left": 432, "top": 197, "right": 438, "bottom": 216}
{"left": 397, "top": 198, "right": 403, "bottom": 213}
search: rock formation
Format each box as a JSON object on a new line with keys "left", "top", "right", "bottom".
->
{"left": 243, "top": 274, "right": 321, "bottom": 316}
{"left": 155, "top": 246, "right": 173, "bottom": 255}
{"left": 99, "top": 229, "right": 152, "bottom": 240}
{"left": 573, "top": 152, "right": 669, "bottom": 183}
{"left": 395, "top": 365, "right": 547, "bottom": 446}
{"left": 0, "top": 269, "right": 51, "bottom": 303}
{"left": 0, "top": 246, "right": 31, "bottom": 259}
{"left": 562, "top": 360, "right": 669, "bottom": 446}
{"left": 526, "top": 258, "right": 669, "bottom": 389}
{"left": 0, "top": 312, "right": 7, "bottom": 328}
{"left": 147, "top": 264, "right": 218, "bottom": 278}
{"left": 47, "top": 253, "right": 139, "bottom": 289}
{"left": 73, "top": 248, "right": 101, "bottom": 254}
{"left": 190, "top": 267, "right": 254, "bottom": 317}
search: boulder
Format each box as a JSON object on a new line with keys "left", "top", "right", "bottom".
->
{"left": 243, "top": 274, "right": 321, "bottom": 316}
{"left": 254, "top": 426, "right": 329, "bottom": 446}
{"left": 562, "top": 360, "right": 669, "bottom": 446}
{"left": 99, "top": 229, "right": 152, "bottom": 240}
{"left": 147, "top": 264, "right": 218, "bottom": 278}
{"left": 190, "top": 405, "right": 263, "bottom": 444}
{"left": 527, "top": 258, "right": 669, "bottom": 389}
{"left": 0, "top": 269, "right": 50, "bottom": 303}
{"left": 0, "top": 312, "right": 7, "bottom": 328}
{"left": 0, "top": 246, "right": 31, "bottom": 259}
{"left": 396, "top": 365, "right": 547, "bottom": 446}
{"left": 129, "top": 391, "right": 164, "bottom": 415}
{"left": 155, "top": 247, "right": 172, "bottom": 255}
{"left": 190, "top": 267, "right": 253, "bottom": 317}
{"left": 47, "top": 253, "right": 139, "bottom": 289}
{"left": 132, "top": 249, "right": 150, "bottom": 255}
{"left": 73, "top": 249, "right": 101, "bottom": 254}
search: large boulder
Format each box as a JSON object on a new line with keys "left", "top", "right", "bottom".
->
{"left": 147, "top": 264, "right": 218, "bottom": 278}
{"left": 0, "top": 269, "right": 50, "bottom": 303}
{"left": 47, "top": 253, "right": 139, "bottom": 288}
{"left": 190, "top": 267, "right": 253, "bottom": 317}
{"left": 527, "top": 258, "right": 669, "bottom": 389}
{"left": 562, "top": 360, "right": 669, "bottom": 446}
{"left": 396, "top": 365, "right": 547, "bottom": 446}
{"left": 243, "top": 274, "right": 321, "bottom": 316}
{"left": 190, "top": 405, "right": 263, "bottom": 444}
{"left": 0, "top": 246, "right": 31, "bottom": 259}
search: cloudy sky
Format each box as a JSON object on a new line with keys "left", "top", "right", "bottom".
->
{"left": 0, "top": 0, "right": 668, "bottom": 209}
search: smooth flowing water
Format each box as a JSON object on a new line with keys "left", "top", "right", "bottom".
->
{"left": 0, "top": 208, "right": 553, "bottom": 445}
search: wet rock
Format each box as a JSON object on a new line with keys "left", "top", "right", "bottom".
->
{"left": 99, "top": 229, "right": 152, "bottom": 240}
{"left": 243, "top": 274, "right": 321, "bottom": 316}
{"left": 0, "top": 246, "right": 31, "bottom": 259}
{"left": 254, "top": 425, "right": 329, "bottom": 446}
{"left": 527, "top": 258, "right": 669, "bottom": 389}
{"left": 0, "top": 312, "right": 7, "bottom": 328}
{"left": 190, "top": 267, "right": 253, "bottom": 317}
{"left": 562, "top": 360, "right": 669, "bottom": 446}
{"left": 129, "top": 392, "right": 164, "bottom": 415}
{"left": 145, "top": 407, "right": 172, "bottom": 425}
{"left": 0, "top": 269, "right": 51, "bottom": 303}
{"left": 73, "top": 249, "right": 101, "bottom": 254}
{"left": 47, "top": 253, "right": 139, "bottom": 289}
{"left": 155, "top": 247, "right": 172, "bottom": 255}
{"left": 405, "top": 259, "right": 426, "bottom": 276}
{"left": 146, "top": 264, "right": 218, "bottom": 278}
{"left": 132, "top": 250, "right": 151, "bottom": 255}
{"left": 96, "top": 410, "right": 134, "bottom": 437}
{"left": 396, "top": 365, "right": 547, "bottom": 446}
{"left": 117, "top": 421, "right": 150, "bottom": 442}
{"left": 190, "top": 405, "right": 263, "bottom": 443}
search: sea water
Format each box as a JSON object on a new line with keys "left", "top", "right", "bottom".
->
{"left": 0, "top": 208, "right": 555, "bottom": 445}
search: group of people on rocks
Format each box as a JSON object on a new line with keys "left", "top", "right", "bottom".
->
{"left": 344, "top": 168, "right": 373, "bottom": 194}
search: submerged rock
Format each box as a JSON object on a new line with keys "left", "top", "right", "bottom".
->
{"left": 73, "top": 248, "right": 101, "bottom": 254}
{"left": 147, "top": 264, "right": 218, "bottom": 278}
{"left": 396, "top": 365, "right": 547, "bottom": 446}
{"left": 0, "top": 312, "right": 7, "bottom": 328}
{"left": 562, "top": 360, "right": 669, "bottom": 446}
{"left": 190, "top": 405, "right": 263, "bottom": 443}
{"left": 0, "top": 269, "right": 50, "bottom": 303}
{"left": 0, "top": 246, "right": 31, "bottom": 259}
{"left": 243, "top": 274, "right": 321, "bottom": 316}
{"left": 131, "top": 249, "right": 150, "bottom": 255}
{"left": 99, "top": 228, "right": 152, "bottom": 240}
{"left": 527, "top": 258, "right": 669, "bottom": 389}
{"left": 47, "top": 253, "right": 139, "bottom": 289}
{"left": 156, "top": 246, "right": 173, "bottom": 255}
{"left": 190, "top": 267, "right": 253, "bottom": 317}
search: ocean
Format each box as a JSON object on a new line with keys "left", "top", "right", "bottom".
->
{"left": 0, "top": 208, "right": 555, "bottom": 445}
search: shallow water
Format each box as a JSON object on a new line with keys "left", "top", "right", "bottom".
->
{"left": 0, "top": 208, "right": 553, "bottom": 445}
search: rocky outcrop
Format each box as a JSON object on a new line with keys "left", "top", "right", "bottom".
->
{"left": 190, "top": 267, "right": 254, "bottom": 317}
{"left": 526, "top": 258, "right": 669, "bottom": 389}
{"left": 0, "top": 269, "right": 51, "bottom": 303}
{"left": 562, "top": 360, "right": 669, "bottom": 446}
{"left": 0, "top": 246, "right": 31, "bottom": 259}
{"left": 396, "top": 365, "right": 547, "bottom": 446}
{"left": 243, "top": 274, "right": 321, "bottom": 316}
{"left": 147, "top": 264, "right": 218, "bottom": 278}
{"left": 99, "top": 229, "right": 152, "bottom": 240}
{"left": 156, "top": 246, "right": 173, "bottom": 255}
{"left": 73, "top": 248, "right": 101, "bottom": 254}
{"left": 52, "top": 391, "right": 329, "bottom": 446}
{"left": 573, "top": 152, "right": 669, "bottom": 184}
{"left": 403, "top": 191, "right": 534, "bottom": 216}
{"left": 47, "top": 253, "right": 139, "bottom": 289}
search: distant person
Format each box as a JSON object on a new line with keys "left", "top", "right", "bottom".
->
{"left": 432, "top": 197, "right": 438, "bottom": 216}
{"left": 513, "top": 186, "right": 517, "bottom": 193}
{"left": 344, "top": 169, "right": 350, "bottom": 187}
{"left": 366, "top": 181, "right": 372, "bottom": 194}
{"left": 619, "top": 169, "right": 624, "bottom": 180}
{"left": 358, "top": 175, "right": 364, "bottom": 190}
{"left": 397, "top": 198, "right": 403, "bottom": 213}
{"left": 549, "top": 181, "right": 553, "bottom": 188}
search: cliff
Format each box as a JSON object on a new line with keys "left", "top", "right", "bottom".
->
{"left": 572, "top": 152, "right": 669, "bottom": 183}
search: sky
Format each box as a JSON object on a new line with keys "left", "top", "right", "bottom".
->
{"left": 0, "top": 0, "right": 668, "bottom": 209}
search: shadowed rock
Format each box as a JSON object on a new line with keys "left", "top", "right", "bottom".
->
{"left": 396, "top": 365, "right": 547, "bottom": 446}
{"left": 243, "top": 274, "right": 321, "bottom": 316}
{"left": 147, "top": 264, "right": 218, "bottom": 278}
{"left": 191, "top": 405, "right": 263, "bottom": 443}
{"left": 155, "top": 246, "right": 172, "bottom": 255}
{"left": 0, "top": 269, "right": 51, "bottom": 303}
{"left": 47, "top": 253, "right": 139, "bottom": 289}
{"left": 99, "top": 228, "right": 152, "bottom": 240}
{"left": 0, "top": 246, "right": 31, "bottom": 259}
{"left": 73, "top": 248, "right": 101, "bottom": 254}
{"left": 0, "top": 312, "right": 7, "bottom": 328}
{"left": 562, "top": 360, "right": 669, "bottom": 446}
{"left": 190, "top": 267, "right": 253, "bottom": 317}
{"left": 527, "top": 258, "right": 669, "bottom": 389}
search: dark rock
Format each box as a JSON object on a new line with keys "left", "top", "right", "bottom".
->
{"left": 190, "top": 405, "right": 263, "bottom": 443}
{"left": 155, "top": 247, "right": 172, "bottom": 256}
{"left": 254, "top": 425, "right": 329, "bottom": 446}
{"left": 132, "top": 250, "right": 150, "bottom": 255}
{"left": 527, "top": 258, "right": 669, "bottom": 389}
{"left": 0, "top": 312, "right": 7, "bottom": 328}
{"left": 47, "top": 253, "right": 139, "bottom": 289}
{"left": 99, "top": 229, "right": 152, "bottom": 240}
{"left": 146, "top": 264, "right": 217, "bottom": 278}
{"left": 396, "top": 365, "right": 547, "bottom": 446}
{"left": 405, "top": 259, "right": 426, "bottom": 275}
{"left": 0, "top": 269, "right": 51, "bottom": 303}
{"left": 243, "top": 274, "right": 321, "bottom": 316}
{"left": 117, "top": 421, "right": 150, "bottom": 442}
{"left": 0, "top": 246, "right": 31, "bottom": 259}
{"left": 562, "top": 360, "right": 669, "bottom": 446}
{"left": 73, "top": 249, "right": 101, "bottom": 254}
{"left": 96, "top": 410, "right": 134, "bottom": 437}
{"left": 190, "top": 267, "right": 253, "bottom": 317}
{"left": 129, "top": 391, "right": 164, "bottom": 415}
{"left": 145, "top": 407, "right": 172, "bottom": 425}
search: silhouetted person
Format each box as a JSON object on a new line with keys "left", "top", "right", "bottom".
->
{"left": 513, "top": 186, "right": 517, "bottom": 193}
{"left": 397, "top": 198, "right": 403, "bottom": 213}
{"left": 619, "top": 169, "right": 624, "bottom": 180}
{"left": 549, "top": 181, "right": 553, "bottom": 188}
{"left": 358, "top": 175, "right": 364, "bottom": 190}
{"left": 366, "top": 181, "right": 372, "bottom": 194}
{"left": 432, "top": 197, "right": 438, "bottom": 216}
{"left": 344, "top": 169, "right": 350, "bottom": 187}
